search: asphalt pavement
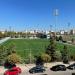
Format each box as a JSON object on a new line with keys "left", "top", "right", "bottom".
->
{"left": 20, "top": 68, "right": 75, "bottom": 75}
{"left": 0, "top": 67, "right": 75, "bottom": 75}
{"left": 1, "top": 62, "right": 75, "bottom": 75}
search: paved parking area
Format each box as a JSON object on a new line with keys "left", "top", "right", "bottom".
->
{"left": 0, "top": 62, "right": 75, "bottom": 75}
{"left": 20, "top": 69, "right": 75, "bottom": 75}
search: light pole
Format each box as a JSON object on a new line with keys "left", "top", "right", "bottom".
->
{"left": 50, "top": 25, "right": 52, "bottom": 32}
{"left": 53, "top": 9, "right": 59, "bottom": 35}
{"left": 9, "top": 26, "right": 12, "bottom": 37}
{"left": 50, "top": 25, "right": 52, "bottom": 37}
{"left": 68, "top": 22, "right": 71, "bottom": 34}
{"left": 9, "top": 26, "right": 11, "bottom": 32}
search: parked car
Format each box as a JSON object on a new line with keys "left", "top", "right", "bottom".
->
{"left": 29, "top": 66, "right": 45, "bottom": 73}
{"left": 72, "top": 73, "right": 75, "bottom": 75}
{"left": 67, "top": 63, "right": 75, "bottom": 70}
{"left": 4, "top": 67, "right": 22, "bottom": 75}
{"left": 50, "top": 65, "right": 66, "bottom": 71}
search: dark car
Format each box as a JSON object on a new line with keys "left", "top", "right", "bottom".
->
{"left": 67, "top": 63, "right": 75, "bottom": 70}
{"left": 29, "top": 66, "right": 45, "bottom": 73}
{"left": 50, "top": 65, "right": 66, "bottom": 71}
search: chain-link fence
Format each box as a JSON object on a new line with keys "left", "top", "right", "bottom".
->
{"left": 17, "top": 48, "right": 45, "bottom": 64}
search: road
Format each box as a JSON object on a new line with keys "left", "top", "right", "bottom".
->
{"left": 20, "top": 68, "right": 75, "bottom": 75}
{"left": 0, "top": 62, "right": 75, "bottom": 75}
{"left": 0, "top": 67, "right": 75, "bottom": 75}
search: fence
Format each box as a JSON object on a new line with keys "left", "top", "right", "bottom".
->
{"left": 0, "top": 37, "right": 10, "bottom": 44}
{"left": 17, "top": 48, "right": 44, "bottom": 64}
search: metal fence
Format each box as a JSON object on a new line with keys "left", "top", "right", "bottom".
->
{"left": 17, "top": 48, "right": 44, "bottom": 64}
{"left": 0, "top": 37, "right": 10, "bottom": 44}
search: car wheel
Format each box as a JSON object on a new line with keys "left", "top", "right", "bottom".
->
{"left": 72, "top": 73, "right": 75, "bottom": 75}
{"left": 42, "top": 70, "right": 44, "bottom": 73}
{"left": 73, "top": 67, "right": 75, "bottom": 70}
{"left": 32, "top": 71, "right": 35, "bottom": 74}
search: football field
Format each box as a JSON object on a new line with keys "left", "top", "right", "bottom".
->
{"left": 2, "top": 39, "right": 49, "bottom": 61}
{"left": 2, "top": 38, "right": 75, "bottom": 63}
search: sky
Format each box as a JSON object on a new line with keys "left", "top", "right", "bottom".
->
{"left": 0, "top": 0, "right": 75, "bottom": 31}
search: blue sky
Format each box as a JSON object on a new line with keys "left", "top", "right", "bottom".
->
{"left": 0, "top": 0, "right": 75, "bottom": 31}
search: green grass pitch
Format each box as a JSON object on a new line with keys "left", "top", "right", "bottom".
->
{"left": 2, "top": 39, "right": 75, "bottom": 61}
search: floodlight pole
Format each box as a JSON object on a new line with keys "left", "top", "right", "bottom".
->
{"left": 54, "top": 9, "right": 59, "bottom": 36}
{"left": 68, "top": 22, "right": 71, "bottom": 34}
{"left": 9, "top": 26, "right": 11, "bottom": 37}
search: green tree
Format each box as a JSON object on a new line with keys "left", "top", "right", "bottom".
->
{"left": 61, "top": 45, "right": 69, "bottom": 64}
{"left": 55, "top": 51, "right": 62, "bottom": 61}
{"left": 46, "top": 37, "right": 56, "bottom": 62}
{"left": 35, "top": 55, "right": 44, "bottom": 66}
{"left": 71, "top": 38, "right": 74, "bottom": 43}
{"left": 0, "top": 32, "right": 3, "bottom": 39}
{"left": 56, "top": 36, "right": 59, "bottom": 41}
{"left": 6, "top": 43, "right": 16, "bottom": 55}
{"left": 41, "top": 53, "right": 51, "bottom": 63}
{"left": 7, "top": 51, "right": 21, "bottom": 64}
{"left": 0, "top": 45, "right": 7, "bottom": 65}
{"left": 59, "top": 36, "right": 63, "bottom": 41}
{"left": 36, "top": 33, "right": 47, "bottom": 39}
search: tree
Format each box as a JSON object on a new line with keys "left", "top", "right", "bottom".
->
{"left": 71, "top": 38, "right": 74, "bottom": 44}
{"left": 36, "top": 33, "right": 47, "bottom": 39}
{"left": 59, "top": 36, "right": 63, "bottom": 41}
{"left": 56, "top": 36, "right": 59, "bottom": 41}
{"left": 6, "top": 43, "right": 16, "bottom": 55}
{"left": 7, "top": 51, "right": 21, "bottom": 64}
{"left": 4, "top": 60, "right": 16, "bottom": 69}
{"left": 70, "top": 54, "right": 75, "bottom": 61}
{"left": 0, "top": 45, "right": 7, "bottom": 65}
{"left": 61, "top": 45, "right": 69, "bottom": 64}
{"left": 41, "top": 53, "right": 51, "bottom": 67}
{"left": 41, "top": 53, "right": 51, "bottom": 63}
{"left": 46, "top": 37, "right": 56, "bottom": 62}
{"left": 0, "top": 32, "right": 3, "bottom": 39}
{"left": 55, "top": 51, "right": 62, "bottom": 61}
{"left": 35, "top": 55, "right": 44, "bottom": 66}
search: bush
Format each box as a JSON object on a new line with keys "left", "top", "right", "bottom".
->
{"left": 35, "top": 55, "right": 44, "bottom": 66}
{"left": 41, "top": 53, "right": 51, "bottom": 63}
{"left": 4, "top": 60, "right": 16, "bottom": 69}
{"left": 61, "top": 45, "right": 69, "bottom": 64}
{"left": 70, "top": 54, "right": 75, "bottom": 61}
{"left": 56, "top": 36, "right": 59, "bottom": 41}
{"left": 0, "top": 46, "right": 7, "bottom": 65}
{"left": 7, "top": 53, "right": 21, "bottom": 64}
{"left": 59, "top": 36, "right": 63, "bottom": 41}
{"left": 55, "top": 51, "right": 62, "bottom": 61}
